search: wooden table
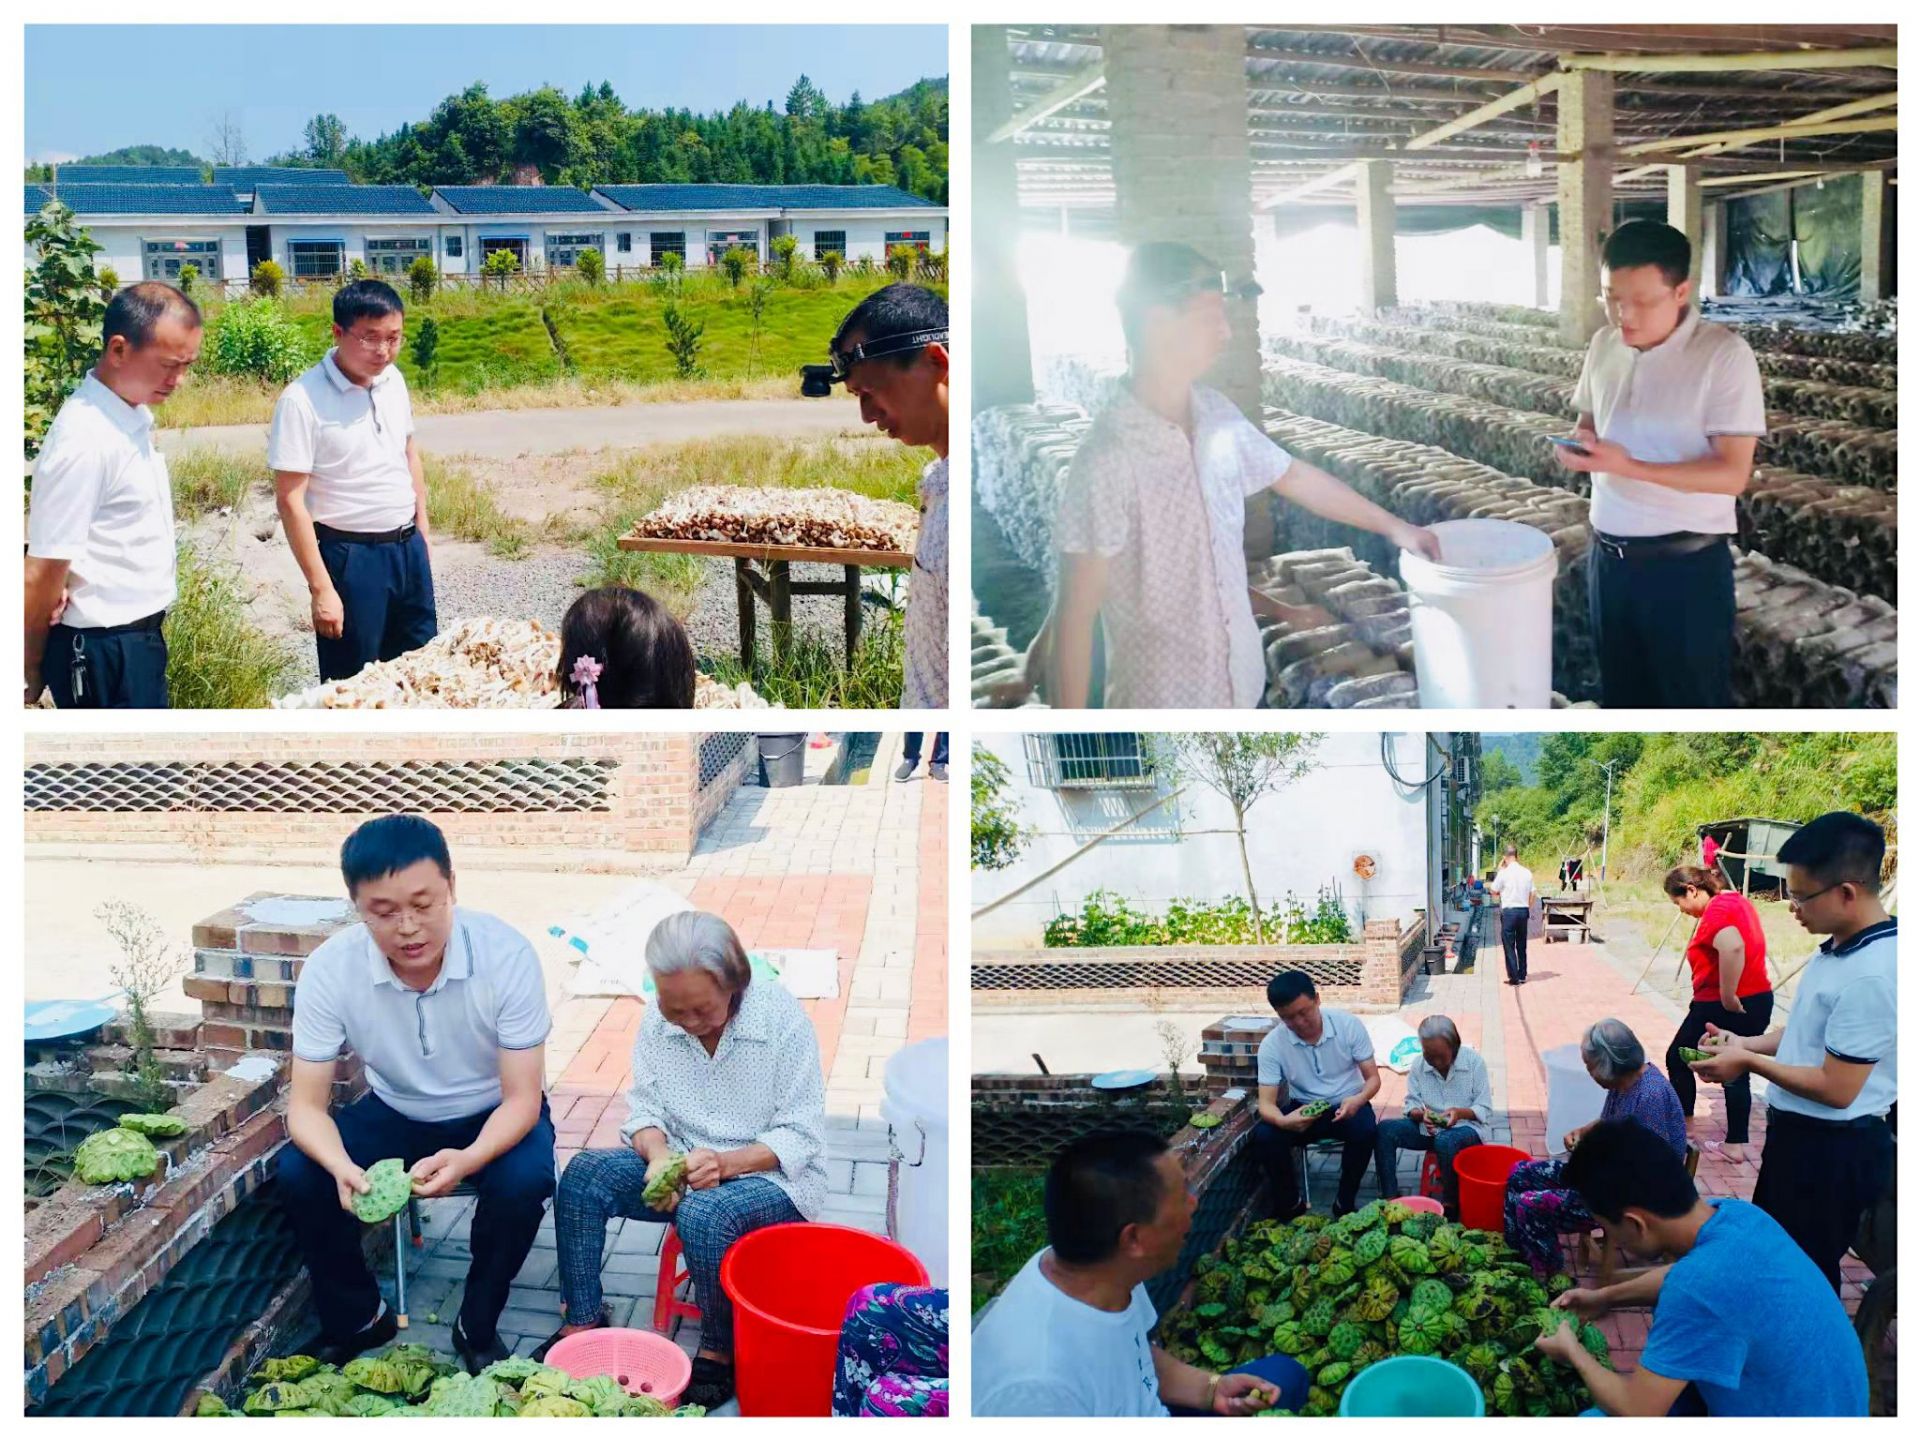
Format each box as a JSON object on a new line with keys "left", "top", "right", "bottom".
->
{"left": 617, "top": 536, "right": 912, "bottom": 668}
{"left": 1541, "top": 893, "right": 1594, "bottom": 944}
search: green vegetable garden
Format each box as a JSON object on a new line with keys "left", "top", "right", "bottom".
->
{"left": 1157, "top": 1203, "right": 1611, "bottom": 1417}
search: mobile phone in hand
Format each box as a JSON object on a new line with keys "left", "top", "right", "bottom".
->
{"left": 1550, "top": 436, "right": 1592, "bottom": 456}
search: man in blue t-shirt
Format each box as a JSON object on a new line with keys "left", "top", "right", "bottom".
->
{"left": 1535, "top": 1119, "right": 1866, "bottom": 1416}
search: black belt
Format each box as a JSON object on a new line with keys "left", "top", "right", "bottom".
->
{"left": 59, "top": 610, "right": 166, "bottom": 636}
{"left": 1767, "top": 1104, "right": 1888, "bottom": 1133}
{"left": 1593, "top": 530, "right": 1727, "bottom": 562}
{"left": 315, "top": 521, "right": 417, "bottom": 545}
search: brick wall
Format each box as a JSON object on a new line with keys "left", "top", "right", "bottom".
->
{"left": 24, "top": 732, "right": 708, "bottom": 862}
{"left": 692, "top": 732, "right": 754, "bottom": 835}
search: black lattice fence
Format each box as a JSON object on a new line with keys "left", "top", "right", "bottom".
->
{"left": 25, "top": 1089, "right": 139, "bottom": 1199}
{"left": 973, "top": 952, "right": 1365, "bottom": 991}
{"left": 697, "top": 732, "right": 750, "bottom": 791}
{"left": 973, "top": 1078, "right": 1196, "bottom": 1169}
{"left": 1150, "top": 1142, "right": 1266, "bottom": 1320}
{"left": 29, "top": 1183, "right": 306, "bottom": 1417}
{"left": 24, "top": 759, "right": 618, "bottom": 814}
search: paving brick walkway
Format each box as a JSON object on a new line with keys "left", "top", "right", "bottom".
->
{"left": 392, "top": 735, "right": 948, "bottom": 1364}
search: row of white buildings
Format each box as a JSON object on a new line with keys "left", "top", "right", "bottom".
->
{"left": 24, "top": 166, "right": 947, "bottom": 284}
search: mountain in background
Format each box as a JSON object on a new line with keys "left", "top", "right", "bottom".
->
{"left": 1482, "top": 733, "right": 1544, "bottom": 785}
{"left": 27, "top": 144, "right": 208, "bottom": 178}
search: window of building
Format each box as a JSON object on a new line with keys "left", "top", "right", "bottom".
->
{"left": 480, "top": 237, "right": 528, "bottom": 268}
{"left": 364, "top": 238, "right": 431, "bottom": 275}
{"left": 142, "top": 238, "right": 221, "bottom": 282}
{"left": 706, "top": 230, "right": 758, "bottom": 266}
{"left": 444, "top": 234, "right": 464, "bottom": 259}
{"left": 616, "top": 232, "right": 632, "bottom": 254}
{"left": 545, "top": 232, "right": 603, "bottom": 269}
{"left": 885, "top": 230, "right": 932, "bottom": 253}
{"left": 287, "top": 240, "right": 346, "bottom": 279}
{"left": 650, "top": 232, "right": 686, "bottom": 267}
{"left": 1023, "top": 734, "right": 1154, "bottom": 789}
{"left": 812, "top": 229, "right": 847, "bottom": 259}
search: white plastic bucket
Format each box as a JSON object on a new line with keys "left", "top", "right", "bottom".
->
{"left": 880, "top": 1036, "right": 949, "bottom": 1287}
{"left": 1543, "top": 1043, "right": 1608, "bottom": 1158}
{"left": 1398, "top": 519, "right": 1557, "bottom": 709}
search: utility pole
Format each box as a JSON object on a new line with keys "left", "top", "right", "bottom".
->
{"left": 1591, "top": 758, "right": 1620, "bottom": 899}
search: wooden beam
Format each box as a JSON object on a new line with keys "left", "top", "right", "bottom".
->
{"left": 1404, "top": 75, "right": 1560, "bottom": 151}
{"left": 1258, "top": 162, "right": 1363, "bottom": 210}
{"left": 1619, "top": 115, "right": 1897, "bottom": 157}
{"left": 1245, "top": 43, "right": 1538, "bottom": 84}
{"left": 1615, "top": 90, "right": 1897, "bottom": 181}
{"left": 987, "top": 64, "right": 1106, "bottom": 144}
{"left": 1560, "top": 45, "right": 1896, "bottom": 74}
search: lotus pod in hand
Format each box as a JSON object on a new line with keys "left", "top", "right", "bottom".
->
{"left": 118, "top": 1112, "right": 188, "bottom": 1138}
{"left": 643, "top": 1152, "right": 690, "bottom": 1209}
{"left": 74, "top": 1126, "right": 160, "bottom": 1184}
{"left": 1297, "top": 1100, "right": 1332, "bottom": 1120}
{"left": 350, "top": 1157, "right": 415, "bottom": 1224}
{"left": 1677, "top": 1046, "right": 1713, "bottom": 1063}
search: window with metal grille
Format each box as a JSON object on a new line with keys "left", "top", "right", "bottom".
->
{"left": 650, "top": 231, "right": 686, "bottom": 266}
{"left": 706, "top": 230, "right": 757, "bottom": 266}
{"left": 142, "top": 238, "right": 220, "bottom": 281}
{"left": 616, "top": 231, "right": 632, "bottom": 253}
{"left": 812, "top": 229, "right": 847, "bottom": 258}
{"left": 885, "top": 230, "right": 932, "bottom": 252}
{"left": 1022, "top": 733, "right": 1154, "bottom": 789}
{"left": 545, "top": 232, "right": 603, "bottom": 268}
{"left": 364, "top": 237, "right": 430, "bottom": 274}
{"left": 287, "top": 240, "right": 345, "bottom": 279}
{"left": 25, "top": 759, "right": 619, "bottom": 814}
{"left": 444, "top": 234, "right": 463, "bottom": 258}
{"left": 697, "top": 733, "right": 750, "bottom": 791}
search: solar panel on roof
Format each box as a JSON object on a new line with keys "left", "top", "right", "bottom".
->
{"left": 216, "top": 167, "right": 350, "bottom": 190}
{"left": 254, "top": 184, "right": 435, "bottom": 215}
{"left": 54, "top": 164, "right": 205, "bottom": 186}
{"left": 432, "top": 185, "right": 609, "bottom": 214}
{"left": 25, "top": 184, "right": 52, "bottom": 214}
{"left": 594, "top": 183, "right": 937, "bottom": 212}
{"left": 46, "top": 184, "right": 249, "bottom": 215}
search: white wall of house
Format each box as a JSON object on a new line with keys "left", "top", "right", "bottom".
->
{"left": 971, "top": 731, "right": 1439, "bottom": 948}
{"left": 786, "top": 213, "right": 946, "bottom": 261}
{"left": 52, "top": 222, "right": 253, "bottom": 283}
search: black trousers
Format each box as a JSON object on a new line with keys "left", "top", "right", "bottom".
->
{"left": 903, "top": 732, "right": 948, "bottom": 765}
{"left": 277, "top": 1092, "right": 555, "bottom": 1343}
{"left": 1752, "top": 1105, "right": 1894, "bottom": 1291}
{"left": 44, "top": 621, "right": 169, "bottom": 708}
{"left": 1588, "top": 536, "right": 1734, "bottom": 708}
{"left": 315, "top": 527, "right": 438, "bottom": 683}
{"left": 1665, "top": 991, "right": 1774, "bottom": 1143}
{"left": 1251, "top": 1101, "right": 1378, "bottom": 1213}
{"left": 1500, "top": 906, "right": 1530, "bottom": 982}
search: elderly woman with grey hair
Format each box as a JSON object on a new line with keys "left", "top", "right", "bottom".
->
{"left": 1502, "top": 1018, "right": 1688, "bottom": 1274}
{"left": 536, "top": 910, "right": 828, "bottom": 1409}
{"left": 1373, "top": 1015, "right": 1492, "bottom": 1217}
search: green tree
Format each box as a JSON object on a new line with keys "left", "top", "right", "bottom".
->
{"left": 23, "top": 202, "right": 107, "bottom": 458}
{"left": 744, "top": 276, "right": 774, "bottom": 369}
{"left": 819, "top": 249, "right": 844, "bottom": 285}
{"left": 719, "top": 245, "right": 755, "bottom": 289}
{"left": 407, "top": 254, "right": 439, "bottom": 303}
{"left": 576, "top": 246, "right": 605, "bottom": 285}
{"left": 410, "top": 315, "right": 441, "bottom": 386}
{"left": 303, "top": 112, "right": 349, "bottom": 167}
{"left": 483, "top": 246, "right": 520, "bottom": 287}
{"left": 971, "top": 745, "right": 1027, "bottom": 871}
{"left": 1479, "top": 750, "right": 1523, "bottom": 796}
{"left": 1149, "top": 733, "right": 1325, "bottom": 943}
{"left": 885, "top": 243, "right": 916, "bottom": 281}
{"left": 662, "top": 299, "right": 705, "bottom": 378}
{"left": 250, "top": 258, "right": 285, "bottom": 297}
{"left": 175, "top": 262, "right": 199, "bottom": 298}
{"left": 770, "top": 232, "right": 799, "bottom": 280}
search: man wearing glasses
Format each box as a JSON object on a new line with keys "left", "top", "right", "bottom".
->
{"left": 278, "top": 815, "right": 554, "bottom": 1372}
{"left": 1555, "top": 220, "right": 1767, "bottom": 708}
{"left": 271, "top": 278, "right": 437, "bottom": 682}
{"left": 1688, "top": 812, "right": 1895, "bottom": 1290}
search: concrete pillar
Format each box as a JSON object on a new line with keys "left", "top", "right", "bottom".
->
{"left": 1556, "top": 69, "right": 1615, "bottom": 344}
{"left": 1104, "top": 24, "right": 1261, "bottom": 415}
{"left": 1861, "top": 170, "right": 1894, "bottom": 305}
{"left": 1356, "top": 159, "right": 1397, "bottom": 312}
{"left": 973, "top": 25, "right": 1035, "bottom": 409}
{"left": 1521, "top": 203, "right": 1551, "bottom": 309}
{"left": 1702, "top": 201, "right": 1729, "bottom": 298}
{"left": 1666, "top": 163, "right": 1705, "bottom": 297}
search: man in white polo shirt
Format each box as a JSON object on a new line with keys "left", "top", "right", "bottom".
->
{"left": 1556, "top": 220, "right": 1767, "bottom": 708}
{"left": 1491, "top": 845, "right": 1536, "bottom": 985}
{"left": 270, "top": 279, "right": 437, "bottom": 683}
{"left": 24, "top": 282, "right": 201, "bottom": 708}
{"left": 1252, "top": 970, "right": 1382, "bottom": 1218}
{"left": 1689, "top": 812, "right": 1895, "bottom": 1290}
{"left": 279, "top": 815, "right": 553, "bottom": 1373}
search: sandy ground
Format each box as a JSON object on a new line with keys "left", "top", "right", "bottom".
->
{"left": 156, "top": 396, "right": 865, "bottom": 460}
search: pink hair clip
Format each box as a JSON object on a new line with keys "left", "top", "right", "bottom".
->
{"left": 569, "top": 654, "right": 604, "bottom": 709}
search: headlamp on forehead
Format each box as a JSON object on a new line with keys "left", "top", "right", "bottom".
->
{"left": 800, "top": 326, "right": 951, "bottom": 397}
{"left": 1129, "top": 270, "right": 1265, "bottom": 310}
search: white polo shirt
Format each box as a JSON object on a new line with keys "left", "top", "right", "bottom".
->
{"left": 292, "top": 907, "right": 551, "bottom": 1123}
{"left": 1571, "top": 307, "right": 1768, "bottom": 538}
{"left": 268, "top": 350, "right": 418, "bottom": 532}
{"left": 1490, "top": 863, "right": 1535, "bottom": 910}
{"left": 1257, "top": 1007, "right": 1374, "bottom": 1104}
{"left": 1768, "top": 918, "right": 1897, "bottom": 1123}
{"left": 27, "top": 373, "right": 178, "bottom": 628}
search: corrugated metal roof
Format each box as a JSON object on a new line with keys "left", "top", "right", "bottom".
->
{"left": 43, "top": 184, "right": 250, "bottom": 215}
{"left": 432, "top": 185, "right": 610, "bottom": 214}
{"left": 216, "top": 166, "right": 351, "bottom": 190}
{"left": 254, "top": 183, "right": 434, "bottom": 215}
{"left": 53, "top": 164, "right": 205, "bottom": 186}
{"left": 596, "top": 183, "right": 939, "bottom": 211}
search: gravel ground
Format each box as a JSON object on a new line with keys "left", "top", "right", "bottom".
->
{"left": 680, "top": 557, "right": 905, "bottom": 664}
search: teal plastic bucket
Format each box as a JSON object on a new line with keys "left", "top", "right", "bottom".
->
{"left": 1339, "top": 1356, "right": 1485, "bottom": 1417}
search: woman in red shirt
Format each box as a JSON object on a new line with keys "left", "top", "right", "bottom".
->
{"left": 1662, "top": 864, "right": 1773, "bottom": 1160}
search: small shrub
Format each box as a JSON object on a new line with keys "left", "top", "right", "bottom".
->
{"left": 249, "top": 259, "right": 285, "bottom": 297}
{"left": 920, "top": 246, "right": 949, "bottom": 283}
{"left": 483, "top": 247, "right": 520, "bottom": 285}
{"left": 347, "top": 257, "right": 369, "bottom": 281}
{"left": 819, "top": 249, "right": 844, "bottom": 284}
{"left": 410, "top": 316, "right": 441, "bottom": 384}
{"left": 407, "top": 254, "right": 439, "bottom": 303}
{"left": 662, "top": 299, "right": 705, "bottom": 378}
{"left": 660, "top": 250, "right": 685, "bottom": 276}
{"left": 770, "top": 233, "right": 799, "bottom": 280}
{"left": 852, "top": 254, "right": 877, "bottom": 278}
{"left": 576, "top": 247, "right": 605, "bottom": 285}
{"left": 203, "top": 298, "right": 317, "bottom": 384}
{"left": 97, "top": 264, "right": 120, "bottom": 296}
{"left": 744, "top": 277, "right": 773, "bottom": 368}
{"left": 164, "top": 545, "right": 297, "bottom": 709}
{"left": 719, "top": 245, "right": 755, "bottom": 289}
{"left": 176, "top": 262, "right": 199, "bottom": 297}
{"left": 886, "top": 244, "right": 918, "bottom": 281}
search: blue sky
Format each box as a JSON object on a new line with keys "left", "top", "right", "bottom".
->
{"left": 26, "top": 25, "right": 948, "bottom": 163}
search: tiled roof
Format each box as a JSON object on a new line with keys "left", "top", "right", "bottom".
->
{"left": 25, "top": 183, "right": 51, "bottom": 214}
{"left": 52, "top": 164, "right": 204, "bottom": 186}
{"left": 42, "top": 184, "right": 250, "bottom": 215}
{"left": 432, "top": 185, "right": 610, "bottom": 214}
{"left": 254, "top": 183, "right": 434, "bottom": 215}
{"left": 216, "top": 166, "right": 351, "bottom": 190}
{"left": 596, "top": 183, "right": 939, "bottom": 212}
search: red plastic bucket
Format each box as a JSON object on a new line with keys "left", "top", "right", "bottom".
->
{"left": 1453, "top": 1143, "right": 1530, "bottom": 1233}
{"left": 720, "top": 1221, "right": 929, "bottom": 1416}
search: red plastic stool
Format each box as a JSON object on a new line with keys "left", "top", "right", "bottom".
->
{"left": 1418, "top": 1150, "right": 1445, "bottom": 1200}
{"left": 651, "top": 1227, "right": 701, "bottom": 1336}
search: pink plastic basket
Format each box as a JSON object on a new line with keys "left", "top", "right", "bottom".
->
{"left": 544, "top": 1327, "right": 693, "bottom": 1408}
{"left": 1397, "top": 1195, "right": 1446, "bottom": 1216}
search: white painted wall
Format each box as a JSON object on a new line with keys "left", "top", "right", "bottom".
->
{"left": 787, "top": 213, "right": 947, "bottom": 262}
{"left": 57, "top": 223, "right": 253, "bottom": 283}
{"left": 972, "top": 731, "right": 1439, "bottom": 948}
